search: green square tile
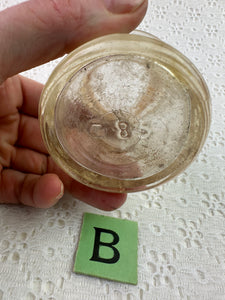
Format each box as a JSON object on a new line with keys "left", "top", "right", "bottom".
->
{"left": 74, "top": 213, "right": 138, "bottom": 285}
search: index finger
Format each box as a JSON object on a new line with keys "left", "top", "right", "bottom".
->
{"left": 19, "top": 76, "right": 43, "bottom": 117}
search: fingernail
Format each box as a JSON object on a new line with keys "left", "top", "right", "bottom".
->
{"left": 55, "top": 182, "right": 64, "bottom": 201}
{"left": 105, "top": 0, "right": 145, "bottom": 14}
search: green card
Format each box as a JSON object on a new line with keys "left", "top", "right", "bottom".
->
{"left": 74, "top": 213, "right": 138, "bottom": 285}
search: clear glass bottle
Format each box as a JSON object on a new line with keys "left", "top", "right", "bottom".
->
{"left": 39, "top": 31, "right": 211, "bottom": 193}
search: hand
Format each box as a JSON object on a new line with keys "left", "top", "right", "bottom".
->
{"left": 0, "top": 0, "right": 147, "bottom": 210}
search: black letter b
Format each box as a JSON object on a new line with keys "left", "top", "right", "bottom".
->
{"left": 90, "top": 227, "right": 120, "bottom": 264}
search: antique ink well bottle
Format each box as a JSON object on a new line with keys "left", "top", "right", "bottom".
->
{"left": 39, "top": 31, "right": 211, "bottom": 193}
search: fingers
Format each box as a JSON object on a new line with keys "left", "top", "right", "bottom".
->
{"left": 11, "top": 147, "right": 47, "bottom": 175}
{"left": 0, "top": 163, "right": 126, "bottom": 210}
{"left": 2, "top": 76, "right": 127, "bottom": 210}
{"left": 0, "top": 0, "right": 147, "bottom": 82}
{"left": 0, "top": 76, "right": 23, "bottom": 117}
{"left": 48, "top": 158, "right": 127, "bottom": 211}
{"left": 19, "top": 76, "right": 43, "bottom": 117}
{"left": 69, "top": 181, "right": 127, "bottom": 211}
{"left": 13, "top": 114, "right": 127, "bottom": 210}
{"left": 0, "top": 76, "right": 42, "bottom": 118}
{"left": 17, "top": 114, "right": 47, "bottom": 153}
{"left": 0, "top": 170, "right": 63, "bottom": 208}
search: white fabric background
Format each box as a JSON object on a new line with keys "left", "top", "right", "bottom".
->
{"left": 0, "top": 1, "right": 225, "bottom": 299}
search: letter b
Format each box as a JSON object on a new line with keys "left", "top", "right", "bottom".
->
{"left": 90, "top": 227, "right": 120, "bottom": 264}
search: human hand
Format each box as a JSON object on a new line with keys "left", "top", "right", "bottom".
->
{"left": 0, "top": 0, "right": 147, "bottom": 210}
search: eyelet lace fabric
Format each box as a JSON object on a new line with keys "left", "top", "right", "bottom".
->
{"left": 0, "top": 1, "right": 225, "bottom": 299}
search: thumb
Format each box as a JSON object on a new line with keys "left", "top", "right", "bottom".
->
{"left": 0, "top": 0, "right": 147, "bottom": 83}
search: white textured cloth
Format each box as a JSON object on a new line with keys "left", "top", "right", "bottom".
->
{"left": 0, "top": 1, "right": 225, "bottom": 299}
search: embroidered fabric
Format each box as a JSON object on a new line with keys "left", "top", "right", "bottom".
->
{"left": 0, "top": 0, "right": 225, "bottom": 299}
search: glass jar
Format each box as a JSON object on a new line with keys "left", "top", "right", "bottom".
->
{"left": 39, "top": 31, "right": 211, "bottom": 193}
